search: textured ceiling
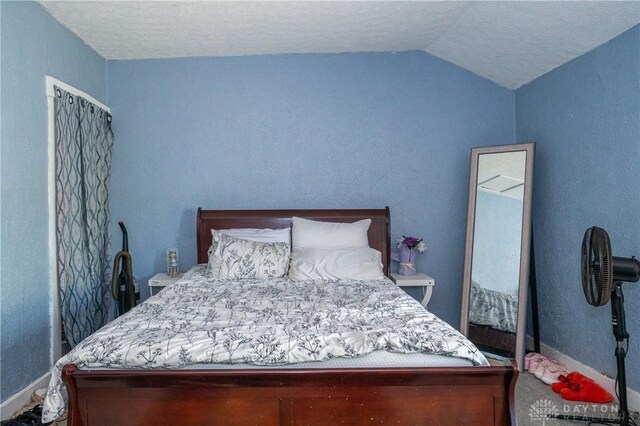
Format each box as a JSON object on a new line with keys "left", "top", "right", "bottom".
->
{"left": 40, "top": 1, "right": 640, "bottom": 89}
{"left": 477, "top": 151, "right": 527, "bottom": 200}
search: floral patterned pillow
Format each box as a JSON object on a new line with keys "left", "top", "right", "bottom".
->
{"left": 208, "top": 231, "right": 290, "bottom": 279}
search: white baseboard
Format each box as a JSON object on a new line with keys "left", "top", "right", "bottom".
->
{"left": 538, "top": 341, "right": 640, "bottom": 412}
{"left": 0, "top": 372, "right": 51, "bottom": 420}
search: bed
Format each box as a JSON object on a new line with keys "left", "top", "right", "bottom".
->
{"left": 50, "top": 208, "right": 517, "bottom": 425}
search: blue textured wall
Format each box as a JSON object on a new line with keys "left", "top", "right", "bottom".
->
{"left": 106, "top": 52, "right": 515, "bottom": 327}
{"left": 516, "top": 25, "right": 640, "bottom": 391}
{"left": 0, "top": 2, "right": 106, "bottom": 401}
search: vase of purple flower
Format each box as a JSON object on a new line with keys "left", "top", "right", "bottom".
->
{"left": 397, "top": 235, "right": 427, "bottom": 276}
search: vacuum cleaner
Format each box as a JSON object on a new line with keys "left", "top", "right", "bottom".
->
{"left": 111, "top": 221, "right": 138, "bottom": 316}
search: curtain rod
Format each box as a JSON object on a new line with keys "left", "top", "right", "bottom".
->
{"left": 45, "top": 75, "right": 111, "bottom": 113}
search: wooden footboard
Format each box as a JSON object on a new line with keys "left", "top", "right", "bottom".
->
{"left": 62, "top": 361, "right": 517, "bottom": 425}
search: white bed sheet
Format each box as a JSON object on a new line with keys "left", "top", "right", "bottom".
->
{"left": 85, "top": 350, "right": 474, "bottom": 370}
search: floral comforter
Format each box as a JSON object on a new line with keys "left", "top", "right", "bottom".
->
{"left": 469, "top": 280, "right": 518, "bottom": 333}
{"left": 43, "top": 265, "right": 486, "bottom": 422}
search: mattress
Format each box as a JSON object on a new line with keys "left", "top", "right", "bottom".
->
{"left": 89, "top": 350, "right": 475, "bottom": 370}
{"left": 43, "top": 265, "right": 487, "bottom": 422}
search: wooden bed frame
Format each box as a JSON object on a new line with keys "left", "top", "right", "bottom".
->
{"left": 62, "top": 207, "right": 518, "bottom": 425}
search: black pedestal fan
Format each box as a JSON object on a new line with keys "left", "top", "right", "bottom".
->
{"left": 552, "top": 226, "right": 639, "bottom": 425}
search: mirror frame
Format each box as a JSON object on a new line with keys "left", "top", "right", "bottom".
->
{"left": 460, "top": 143, "right": 535, "bottom": 370}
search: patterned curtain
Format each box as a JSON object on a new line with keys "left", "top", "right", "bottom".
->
{"left": 54, "top": 86, "right": 114, "bottom": 348}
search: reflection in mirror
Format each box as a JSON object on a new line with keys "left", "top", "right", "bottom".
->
{"left": 470, "top": 151, "right": 525, "bottom": 355}
{"left": 461, "top": 144, "right": 534, "bottom": 370}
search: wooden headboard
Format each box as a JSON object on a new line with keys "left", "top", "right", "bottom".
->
{"left": 197, "top": 207, "right": 391, "bottom": 276}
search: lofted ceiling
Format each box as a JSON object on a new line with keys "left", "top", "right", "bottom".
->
{"left": 40, "top": 1, "right": 640, "bottom": 89}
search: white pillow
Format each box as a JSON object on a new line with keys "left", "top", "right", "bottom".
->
{"left": 287, "top": 247, "right": 384, "bottom": 281}
{"left": 212, "top": 228, "right": 290, "bottom": 244}
{"left": 292, "top": 217, "right": 371, "bottom": 249}
{"left": 209, "top": 232, "right": 290, "bottom": 279}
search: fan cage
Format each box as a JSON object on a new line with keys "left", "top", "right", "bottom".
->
{"left": 582, "top": 227, "right": 612, "bottom": 307}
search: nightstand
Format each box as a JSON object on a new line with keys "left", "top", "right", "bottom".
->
{"left": 390, "top": 272, "right": 435, "bottom": 308}
{"left": 149, "top": 273, "right": 182, "bottom": 296}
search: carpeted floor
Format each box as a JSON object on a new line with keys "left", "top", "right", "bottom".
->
{"left": 516, "top": 371, "right": 635, "bottom": 425}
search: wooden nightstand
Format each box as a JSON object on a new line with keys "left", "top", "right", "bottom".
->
{"left": 390, "top": 272, "right": 435, "bottom": 308}
{"left": 149, "top": 273, "right": 182, "bottom": 296}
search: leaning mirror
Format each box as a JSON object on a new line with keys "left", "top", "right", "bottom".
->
{"left": 461, "top": 143, "right": 535, "bottom": 370}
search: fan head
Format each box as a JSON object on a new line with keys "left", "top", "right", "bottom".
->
{"left": 581, "top": 226, "right": 612, "bottom": 307}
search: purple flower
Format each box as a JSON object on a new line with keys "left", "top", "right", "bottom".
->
{"left": 397, "top": 236, "right": 427, "bottom": 253}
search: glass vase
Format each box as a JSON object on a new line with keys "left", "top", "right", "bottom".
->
{"left": 166, "top": 248, "right": 179, "bottom": 278}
